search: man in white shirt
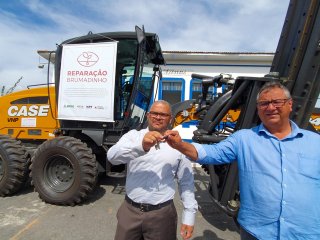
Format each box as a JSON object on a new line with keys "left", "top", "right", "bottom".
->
{"left": 107, "top": 100, "right": 198, "bottom": 240}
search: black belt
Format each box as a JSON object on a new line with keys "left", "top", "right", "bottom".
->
{"left": 125, "top": 195, "right": 173, "bottom": 212}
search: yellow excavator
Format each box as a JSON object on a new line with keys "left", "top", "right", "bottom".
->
{"left": 0, "top": 26, "right": 165, "bottom": 204}
{"left": 0, "top": 85, "right": 59, "bottom": 141}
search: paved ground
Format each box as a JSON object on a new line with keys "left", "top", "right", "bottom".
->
{"left": 0, "top": 167, "right": 240, "bottom": 240}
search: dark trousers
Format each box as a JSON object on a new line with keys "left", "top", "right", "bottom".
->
{"left": 114, "top": 200, "right": 177, "bottom": 240}
{"left": 240, "top": 227, "right": 257, "bottom": 240}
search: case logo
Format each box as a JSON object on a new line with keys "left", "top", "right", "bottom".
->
{"left": 8, "top": 105, "right": 50, "bottom": 117}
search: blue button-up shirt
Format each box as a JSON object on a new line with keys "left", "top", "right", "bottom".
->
{"left": 107, "top": 128, "right": 198, "bottom": 226}
{"left": 194, "top": 121, "right": 320, "bottom": 239}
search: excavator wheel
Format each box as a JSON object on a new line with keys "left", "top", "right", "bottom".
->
{"left": 30, "top": 136, "right": 98, "bottom": 206}
{"left": 0, "top": 135, "right": 29, "bottom": 196}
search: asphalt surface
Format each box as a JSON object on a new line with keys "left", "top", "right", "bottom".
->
{"left": 0, "top": 167, "right": 240, "bottom": 240}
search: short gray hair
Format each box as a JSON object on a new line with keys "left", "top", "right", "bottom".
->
{"left": 257, "top": 81, "right": 291, "bottom": 101}
{"left": 151, "top": 100, "right": 172, "bottom": 115}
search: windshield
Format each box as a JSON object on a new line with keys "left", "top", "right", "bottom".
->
{"left": 114, "top": 40, "right": 158, "bottom": 126}
{"left": 114, "top": 39, "right": 138, "bottom": 120}
{"left": 128, "top": 64, "right": 156, "bottom": 129}
{"left": 114, "top": 35, "right": 161, "bottom": 129}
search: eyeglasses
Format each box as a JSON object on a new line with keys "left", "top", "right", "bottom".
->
{"left": 148, "top": 111, "right": 171, "bottom": 119}
{"left": 257, "top": 98, "right": 291, "bottom": 110}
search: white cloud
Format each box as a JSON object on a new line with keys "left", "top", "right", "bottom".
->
{"left": 0, "top": 0, "right": 290, "bottom": 89}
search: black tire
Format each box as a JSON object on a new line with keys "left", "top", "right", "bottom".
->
{"left": 0, "top": 135, "right": 29, "bottom": 196}
{"left": 30, "top": 136, "right": 98, "bottom": 206}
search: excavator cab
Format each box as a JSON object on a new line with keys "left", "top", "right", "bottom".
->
{"left": 54, "top": 26, "right": 164, "bottom": 141}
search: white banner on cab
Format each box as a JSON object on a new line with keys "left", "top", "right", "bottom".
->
{"left": 58, "top": 42, "right": 117, "bottom": 122}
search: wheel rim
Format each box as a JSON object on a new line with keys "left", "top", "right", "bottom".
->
{"left": 0, "top": 155, "right": 4, "bottom": 181}
{"left": 44, "top": 155, "right": 75, "bottom": 192}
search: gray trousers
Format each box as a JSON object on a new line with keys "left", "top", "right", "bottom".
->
{"left": 114, "top": 200, "right": 177, "bottom": 240}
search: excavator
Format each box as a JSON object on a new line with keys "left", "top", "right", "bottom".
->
{"left": 171, "top": 0, "right": 320, "bottom": 224}
{"left": 0, "top": 26, "right": 165, "bottom": 204}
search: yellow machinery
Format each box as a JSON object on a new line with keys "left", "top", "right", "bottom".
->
{"left": 172, "top": 72, "right": 319, "bottom": 134}
{"left": 0, "top": 85, "right": 59, "bottom": 141}
{"left": 173, "top": 101, "right": 319, "bottom": 133}
{"left": 309, "top": 111, "right": 320, "bottom": 132}
{"left": 0, "top": 28, "right": 166, "bottom": 204}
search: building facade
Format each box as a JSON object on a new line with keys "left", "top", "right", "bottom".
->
{"left": 156, "top": 51, "right": 274, "bottom": 104}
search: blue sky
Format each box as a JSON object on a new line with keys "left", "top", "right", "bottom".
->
{"left": 0, "top": 0, "right": 290, "bottom": 90}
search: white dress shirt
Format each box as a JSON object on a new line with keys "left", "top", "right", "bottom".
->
{"left": 107, "top": 128, "right": 198, "bottom": 226}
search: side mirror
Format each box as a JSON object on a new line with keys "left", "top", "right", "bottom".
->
{"left": 135, "top": 25, "right": 145, "bottom": 44}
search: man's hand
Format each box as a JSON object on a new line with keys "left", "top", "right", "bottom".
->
{"left": 180, "top": 224, "right": 194, "bottom": 239}
{"left": 163, "top": 130, "right": 182, "bottom": 149}
{"left": 164, "top": 130, "right": 198, "bottom": 161}
{"left": 142, "top": 131, "right": 163, "bottom": 152}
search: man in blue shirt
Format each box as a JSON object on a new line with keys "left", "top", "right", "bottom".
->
{"left": 107, "top": 100, "right": 198, "bottom": 240}
{"left": 164, "top": 82, "right": 320, "bottom": 240}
